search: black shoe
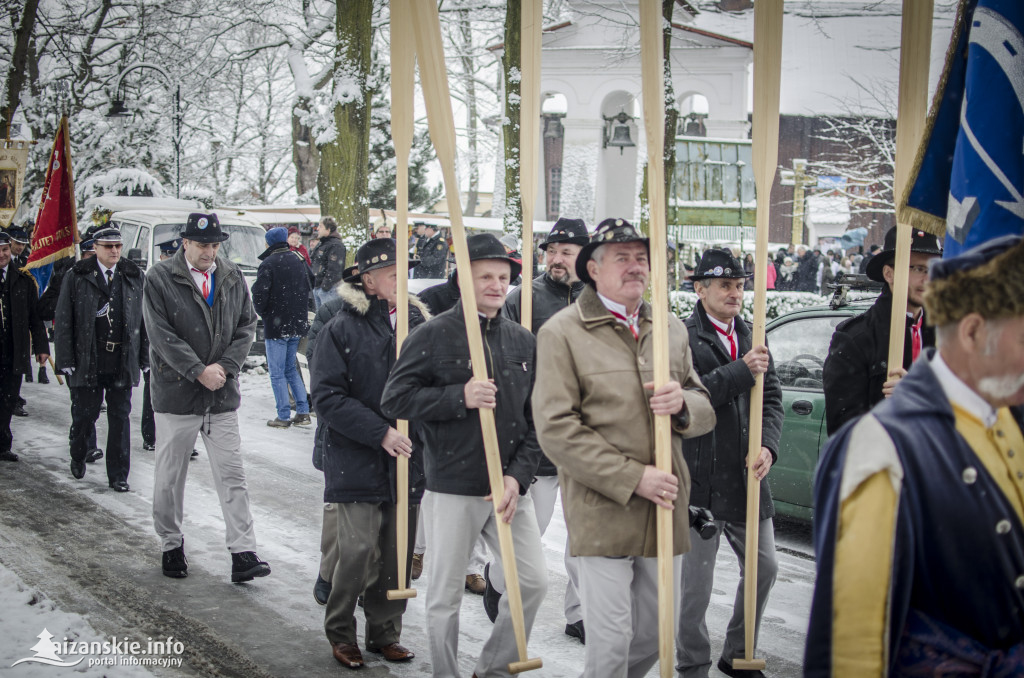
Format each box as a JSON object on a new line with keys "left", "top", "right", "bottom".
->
{"left": 266, "top": 417, "right": 291, "bottom": 428}
{"left": 162, "top": 539, "right": 188, "bottom": 578}
{"left": 231, "top": 551, "right": 271, "bottom": 583}
{"left": 12, "top": 404, "right": 27, "bottom": 417}
{"left": 142, "top": 442, "right": 155, "bottom": 451}
{"left": 37, "top": 367, "right": 49, "bottom": 384}
{"left": 482, "top": 562, "right": 500, "bottom": 623}
{"left": 314, "top": 574, "right": 331, "bottom": 605}
{"left": 70, "top": 459, "right": 86, "bottom": 479}
{"left": 0, "top": 450, "right": 18, "bottom": 462}
{"left": 85, "top": 448, "right": 103, "bottom": 463}
{"left": 109, "top": 480, "right": 130, "bottom": 492}
{"left": 291, "top": 413, "right": 312, "bottom": 427}
{"left": 717, "top": 658, "right": 765, "bottom": 678}
{"left": 191, "top": 449, "right": 199, "bottom": 458}
{"left": 565, "top": 620, "right": 585, "bottom": 645}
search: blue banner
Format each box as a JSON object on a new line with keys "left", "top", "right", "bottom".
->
{"left": 29, "top": 263, "right": 52, "bottom": 297}
{"left": 901, "top": 0, "right": 1024, "bottom": 256}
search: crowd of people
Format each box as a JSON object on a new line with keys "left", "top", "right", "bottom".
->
{"left": 2, "top": 211, "right": 1021, "bottom": 677}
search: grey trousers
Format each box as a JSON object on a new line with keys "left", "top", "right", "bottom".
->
{"left": 675, "top": 519, "right": 778, "bottom": 677}
{"left": 319, "top": 503, "right": 340, "bottom": 581}
{"left": 153, "top": 411, "right": 257, "bottom": 553}
{"left": 415, "top": 490, "right": 488, "bottom": 574}
{"left": 323, "top": 502, "right": 418, "bottom": 647}
{"left": 489, "top": 475, "right": 583, "bottom": 623}
{"left": 423, "top": 491, "right": 548, "bottom": 678}
{"left": 578, "top": 554, "right": 683, "bottom": 678}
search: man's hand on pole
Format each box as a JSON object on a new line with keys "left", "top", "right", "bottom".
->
{"left": 485, "top": 475, "right": 521, "bottom": 523}
{"left": 382, "top": 427, "right": 413, "bottom": 458}
{"left": 752, "top": 446, "right": 773, "bottom": 482}
{"left": 644, "top": 380, "right": 686, "bottom": 416}
{"left": 882, "top": 367, "right": 907, "bottom": 398}
{"left": 464, "top": 378, "right": 497, "bottom": 409}
{"left": 636, "top": 465, "right": 678, "bottom": 509}
{"left": 742, "top": 345, "right": 770, "bottom": 375}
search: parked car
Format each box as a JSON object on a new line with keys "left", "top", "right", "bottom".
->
{"left": 765, "top": 277, "right": 881, "bottom": 520}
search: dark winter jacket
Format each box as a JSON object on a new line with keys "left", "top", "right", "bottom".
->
{"left": 37, "top": 256, "right": 74, "bottom": 322}
{"left": 1, "top": 265, "right": 48, "bottom": 374}
{"left": 381, "top": 304, "right": 542, "bottom": 497}
{"left": 418, "top": 272, "right": 460, "bottom": 315}
{"left": 795, "top": 251, "right": 819, "bottom": 292}
{"left": 54, "top": 257, "right": 148, "bottom": 388}
{"left": 311, "top": 233, "right": 347, "bottom": 291}
{"left": 311, "top": 282, "right": 429, "bottom": 504}
{"left": 683, "top": 301, "right": 784, "bottom": 522}
{"left": 414, "top": 233, "right": 448, "bottom": 279}
{"left": 143, "top": 250, "right": 256, "bottom": 415}
{"left": 503, "top": 271, "right": 586, "bottom": 477}
{"left": 251, "top": 243, "right": 314, "bottom": 339}
{"left": 822, "top": 289, "right": 935, "bottom": 436}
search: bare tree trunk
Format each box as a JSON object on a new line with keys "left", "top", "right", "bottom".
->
{"left": 502, "top": 1, "right": 522, "bottom": 235}
{"left": 292, "top": 98, "right": 320, "bottom": 196}
{"left": 662, "top": 0, "right": 678, "bottom": 222}
{"left": 2, "top": 0, "right": 40, "bottom": 137}
{"left": 317, "top": 0, "right": 372, "bottom": 253}
{"left": 460, "top": 10, "right": 479, "bottom": 217}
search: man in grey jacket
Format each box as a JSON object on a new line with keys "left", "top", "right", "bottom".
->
{"left": 143, "top": 212, "right": 271, "bottom": 584}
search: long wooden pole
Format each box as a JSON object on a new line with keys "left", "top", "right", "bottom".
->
{"left": 519, "top": 0, "right": 542, "bottom": 332}
{"left": 638, "top": 5, "right": 674, "bottom": 677}
{"left": 409, "top": 3, "right": 541, "bottom": 673}
{"left": 734, "top": 0, "right": 783, "bottom": 672}
{"left": 386, "top": 0, "right": 416, "bottom": 602}
{"left": 886, "top": 0, "right": 933, "bottom": 371}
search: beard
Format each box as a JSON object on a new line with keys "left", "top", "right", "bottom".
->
{"left": 548, "top": 265, "right": 570, "bottom": 285}
{"left": 978, "top": 371, "right": 1024, "bottom": 405}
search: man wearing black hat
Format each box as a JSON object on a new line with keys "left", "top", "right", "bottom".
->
{"left": 7, "top": 227, "right": 31, "bottom": 269}
{"left": 807, "top": 235, "right": 1024, "bottom": 676}
{"left": 54, "top": 227, "right": 147, "bottom": 492}
{"left": 822, "top": 226, "right": 942, "bottom": 435}
{"left": 413, "top": 223, "right": 448, "bottom": 279}
{"left": 483, "top": 217, "right": 589, "bottom": 638}
{"left": 252, "top": 226, "right": 314, "bottom": 428}
{"left": 532, "top": 218, "right": 715, "bottom": 678}
{"left": 311, "top": 238, "right": 427, "bottom": 668}
{"left": 677, "top": 249, "right": 784, "bottom": 678}
{"left": 0, "top": 232, "right": 49, "bottom": 462}
{"left": 143, "top": 212, "right": 271, "bottom": 583}
{"left": 381, "top": 233, "right": 546, "bottom": 678}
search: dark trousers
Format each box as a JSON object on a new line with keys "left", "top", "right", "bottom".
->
{"left": 69, "top": 375, "right": 132, "bottom": 483}
{"left": 0, "top": 371, "right": 23, "bottom": 452}
{"left": 141, "top": 370, "right": 155, "bottom": 446}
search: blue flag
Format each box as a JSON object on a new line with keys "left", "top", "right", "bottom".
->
{"left": 900, "top": 0, "right": 1024, "bottom": 256}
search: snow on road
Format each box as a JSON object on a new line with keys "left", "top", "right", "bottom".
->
{"left": 0, "top": 372, "right": 812, "bottom": 677}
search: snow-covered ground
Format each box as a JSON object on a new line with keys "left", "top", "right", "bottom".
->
{"left": 0, "top": 371, "right": 813, "bottom": 677}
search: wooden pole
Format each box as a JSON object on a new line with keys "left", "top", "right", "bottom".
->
{"left": 886, "top": 0, "right": 933, "bottom": 372}
{"left": 47, "top": 356, "right": 63, "bottom": 386}
{"left": 638, "top": 4, "right": 674, "bottom": 677}
{"left": 386, "top": 0, "right": 416, "bottom": 602}
{"left": 733, "top": 0, "right": 783, "bottom": 672}
{"left": 409, "top": 2, "right": 542, "bottom": 673}
{"left": 519, "top": 0, "right": 542, "bottom": 332}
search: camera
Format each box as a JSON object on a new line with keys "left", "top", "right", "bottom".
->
{"left": 688, "top": 506, "right": 717, "bottom": 540}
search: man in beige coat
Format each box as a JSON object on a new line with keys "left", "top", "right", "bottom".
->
{"left": 533, "top": 218, "right": 716, "bottom": 678}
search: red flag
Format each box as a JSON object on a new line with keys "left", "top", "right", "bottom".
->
{"left": 25, "top": 116, "right": 78, "bottom": 269}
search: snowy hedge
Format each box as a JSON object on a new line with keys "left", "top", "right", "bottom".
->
{"left": 669, "top": 290, "right": 879, "bottom": 322}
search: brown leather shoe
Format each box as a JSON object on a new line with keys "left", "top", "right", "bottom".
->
{"left": 465, "top": 573, "right": 486, "bottom": 595}
{"left": 368, "top": 643, "right": 414, "bottom": 662}
{"left": 411, "top": 552, "right": 424, "bottom": 580}
{"left": 331, "top": 642, "right": 363, "bottom": 668}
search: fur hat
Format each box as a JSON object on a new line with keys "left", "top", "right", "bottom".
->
{"left": 924, "top": 235, "right": 1024, "bottom": 327}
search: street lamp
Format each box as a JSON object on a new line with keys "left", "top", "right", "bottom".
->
{"left": 105, "top": 62, "right": 182, "bottom": 198}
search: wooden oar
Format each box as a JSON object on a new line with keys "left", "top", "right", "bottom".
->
{"left": 409, "top": 2, "right": 541, "bottom": 673}
{"left": 886, "top": 0, "right": 933, "bottom": 373}
{"left": 734, "top": 1, "right": 783, "bottom": 672}
{"left": 47, "top": 356, "right": 64, "bottom": 386}
{"left": 519, "top": 0, "right": 541, "bottom": 332}
{"left": 638, "top": 4, "right": 674, "bottom": 677}
{"left": 386, "top": 0, "right": 417, "bottom": 602}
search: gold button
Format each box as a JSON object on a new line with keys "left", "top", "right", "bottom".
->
{"left": 997, "top": 519, "right": 1012, "bottom": 535}
{"left": 1018, "top": 471, "right": 1023, "bottom": 480}
{"left": 961, "top": 467, "right": 978, "bottom": 484}
{"left": 997, "top": 429, "right": 1005, "bottom": 438}
{"left": 1008, "top": 449, "right": 1016, "bottom": 458}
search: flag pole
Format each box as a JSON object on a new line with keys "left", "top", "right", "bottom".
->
{"left": 409, "top": 2, "right": 542, "bottom": 673}
{"left": 519, "top": 0, "right": 542, "bottom": 332}
{"left": 734, "top": 0, "right": 783, "bottom": 672}
{"left": 638, "top": 4, "right": 674, "bottom": 676}
{"left": 386, "top": 0, "right": 417, "bottom": 602}
{"left": 886, "top": 0, "right": 933, "bottom": 372}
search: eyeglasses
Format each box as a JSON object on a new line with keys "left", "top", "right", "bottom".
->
{"left": 97, "top": 243, "right": 123, "bottom": 250}
{"left": 909, "top": 265, "right": 929, "bottom": 275}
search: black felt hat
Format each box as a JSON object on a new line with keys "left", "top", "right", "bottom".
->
{"left": 6, "top": 227, "right": 29, "bottom": 244}
{"left": 575, "top": 218, "right": 649, "bottom": 285}
{"left": 540, "top": 218, "right": 589, "bottom": 250}
{"left": 344, "top": 238, "right": 419, "bottom": 283}
{"left": 866, "top": 226, "right": 943, "bottom": 282}
{"left": 466, "top": 233, "right": 522, "bottom": 280}
{"left": 181, "top": 212, "right": 229, "bottom": 243}
{"left": 689, "top": 248, "right": 751, "bottom": 281}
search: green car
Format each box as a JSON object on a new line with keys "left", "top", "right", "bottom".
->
{"left": 765, "top": 295, "right": 876, "bottom": 521}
